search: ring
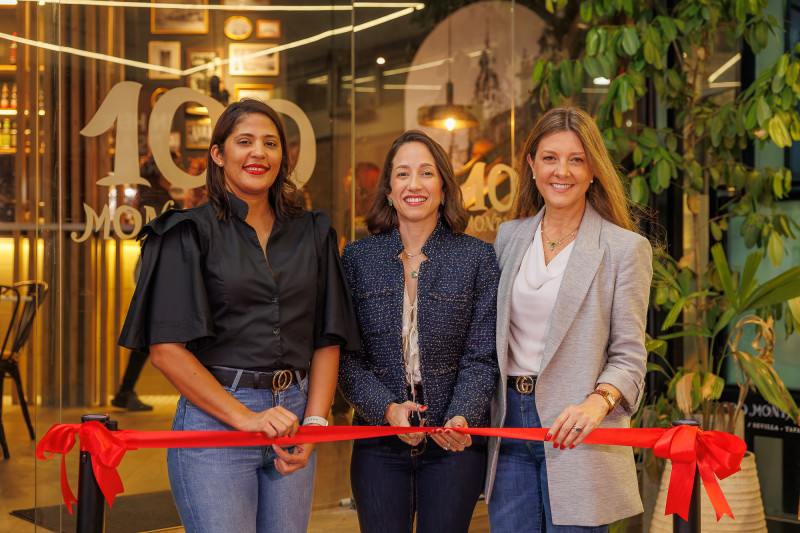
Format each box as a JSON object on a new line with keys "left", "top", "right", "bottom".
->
{"left": 572, "top": 425, "right": 583, "bottom": 433}
{"left": 460, "top": 437, "right": 469, "bottom": 445}
{"left": 444, "top": 442, "right": 451, "bottom": 450}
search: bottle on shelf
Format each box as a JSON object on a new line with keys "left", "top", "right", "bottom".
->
{"left": 10, "top": 121, "right": 16, "bottom": 149}
{"left": 0, "top": 83, "right": 8, "bottom": 109}
{"left": 0, "top": 118, "right": 11, "bottom": 149}
{"left": 10, "top": 83, "right": 17, "bottom": 110}
{"left": 10, "top": 33, "right": 17, "bottom": 66}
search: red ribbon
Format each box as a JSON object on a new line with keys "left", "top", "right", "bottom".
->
{"left": 36, "top": 423, "right": 745, "bottom": 521}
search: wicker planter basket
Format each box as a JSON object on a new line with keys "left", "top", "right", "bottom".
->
{"left": 649, "top": 451, "right": 766, "bottom": 532}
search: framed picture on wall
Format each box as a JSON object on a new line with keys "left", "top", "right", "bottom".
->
{"left": 147, "top": 41, "right": 182, "bottom": 80}
{"left": 223, "top": 16, "right": 253, "bottom": 40}
{"left": 256, "top": 19, "right": 281, "bottom": 39}
{"left": 234, "top": 84, "right": 274, "bottom": 103}
{"left": 151, "top": 0, "right": 209, "bottom": 34}
{"left": 185, "top": 47, "right": 224, "bottom": 94}
{"left": 185, "top": 118, "right": 213, "bottom": 149}
{"left": 229, "top": 44, "right": 279, "bottom": 76}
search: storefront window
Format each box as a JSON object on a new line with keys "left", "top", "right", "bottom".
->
{"left": 4, "top": 1, "right": 729, "bottom": 529}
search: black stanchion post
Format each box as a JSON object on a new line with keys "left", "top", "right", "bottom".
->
{"left": 672, "top": 419, "right": 701, "bottom": 533}
{"left": 76, "top": 414, "right": 116, "bottom": 533}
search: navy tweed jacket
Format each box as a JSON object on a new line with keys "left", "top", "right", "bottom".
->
{"left": 338, "top": 221, "right": 499, "bottom": 428}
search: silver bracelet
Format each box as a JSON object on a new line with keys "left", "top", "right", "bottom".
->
{"left": 302, "top": 416, "right": 328, "bottom": 426}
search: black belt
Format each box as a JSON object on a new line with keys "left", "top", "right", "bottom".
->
{"left": 207, "top": 366, "right": 306, "bottom": 390}
{"left": 507, "top": 375, "right": 536, "bottom": 394}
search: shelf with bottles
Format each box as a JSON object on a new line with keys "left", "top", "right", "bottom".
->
{"left": 0, "top": 81, "right": 18, "bottom": 114}
{"left": 0, "top": 65, "right": 16, "bottom": 73}
{"left": 0, "top": 116, "right": 17, "bottom": 152}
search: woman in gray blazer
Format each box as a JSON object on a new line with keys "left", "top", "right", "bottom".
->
{"left": 486, "top": 107, "right": 652, "bottom": 531}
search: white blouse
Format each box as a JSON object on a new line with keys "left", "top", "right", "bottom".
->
{"left": 507, "top": 222, "right": 574, "bottom": 376}
{"left": 402, "top": 287, "right": 422, "bottom": 387}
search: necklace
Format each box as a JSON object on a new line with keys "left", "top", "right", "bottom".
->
{"left": 541, "top": 227, "right": 576, "bottom": 252}
{"left": 402, "top": 242, "right": 424, "bottom": 259}
{"left": 401, "top": 242, "right": 423, "bottom": 277}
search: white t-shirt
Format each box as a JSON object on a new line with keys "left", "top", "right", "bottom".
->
{"left": 507, "top": 221, "right": 574, "bottom": 376}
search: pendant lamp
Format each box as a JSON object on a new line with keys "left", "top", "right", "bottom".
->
{"left": 417, "top": 16, "right": 478, "bottom": 132}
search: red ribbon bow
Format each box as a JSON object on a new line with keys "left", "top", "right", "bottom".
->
{"left": 652, "top": 424, "right": 747, "bottom": 521}
{"left": 36, "top": 422, "right": 746, "bottom": 521}
{"left": 35, "top": 421, "right": 126, "bottom": 514}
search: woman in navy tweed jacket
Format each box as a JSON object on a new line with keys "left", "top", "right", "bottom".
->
{"left": 339, "top": 130, "right": 499, "bottom": 533}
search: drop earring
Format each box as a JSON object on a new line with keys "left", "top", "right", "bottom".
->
{"left": 532, "top": 174, "right": 536, "bottom": 180}
{"left": 441, "top": 197, "right": 445, "bottom": 206}
{"left": 388, "top": 198, "right": 393, "bottom": 207}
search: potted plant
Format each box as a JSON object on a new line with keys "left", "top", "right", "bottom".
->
{"left": 648, "top": 243, "right": 800, "bottom": 432}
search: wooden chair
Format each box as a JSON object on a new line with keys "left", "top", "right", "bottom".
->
{"left": 0, "top": 281, "right": 48, "bottom": 459}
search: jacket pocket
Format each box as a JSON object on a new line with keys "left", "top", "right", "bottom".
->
{"left": 354, "top": 288, "right": 396, "bottom": 335}
{"left": 425, "top": 292, "right": 471, "bottom": 332}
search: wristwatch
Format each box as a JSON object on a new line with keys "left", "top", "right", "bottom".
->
{"left": 589, "top": 387, "right": 617, "bottom": 410}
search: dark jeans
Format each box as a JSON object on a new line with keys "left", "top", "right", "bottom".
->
{"left": 350, "top": 433, "right": 486, "bottom": 533}
{"left": 488, "top": 388, "right": 609, "bottom": 532}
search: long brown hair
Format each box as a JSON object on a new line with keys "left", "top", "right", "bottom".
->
{"left": 514, "top": 107, "right": 635, "bottom": 231}
{"left": 206, "top": 99, "right": 301, "bottom": 221}
{"left": 365, "top": 130, "right": 468, "bottom": 234}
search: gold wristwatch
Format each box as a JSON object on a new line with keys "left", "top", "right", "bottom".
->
{"left": 589, "top": 387, "right": 617, "bottom": 410}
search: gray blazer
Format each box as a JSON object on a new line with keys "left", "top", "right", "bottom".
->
{"left": 485, "top": 203, "right": 652, "bottom": 526}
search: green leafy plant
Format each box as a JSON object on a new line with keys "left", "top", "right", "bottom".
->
{"left": 530, "top": 0, "right": 800, "bottom": 427}
{"left": 649, "top": 244, "right": 800, "bottom": 430}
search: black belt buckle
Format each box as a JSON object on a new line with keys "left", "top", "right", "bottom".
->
{"left": 514, "top": 375, "right": 535, "bottom": 394}
{"left": 271, "top": 370, "right": 293, "bottom": 391}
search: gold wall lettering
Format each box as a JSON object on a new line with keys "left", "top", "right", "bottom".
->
{"left": 466, "top": 212, "right": 506, "bottom": 234}
{"left": 71, "top": 200, "right": 176, "bottom": 243}
{"left": 72, "top": 82, "right": 317, "bottom": 242}
{"left": 460, "top": 162, "right": 518, "bottom": 213}
{"left": 80, "top": 82, "right": 150, "bottom": 186}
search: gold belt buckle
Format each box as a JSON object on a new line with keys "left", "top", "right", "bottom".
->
{"left": 272, "top": 370, "right": 293, "bottom": 391}
{"left": 515, "top": 375, "right": 535, "bottom": 394}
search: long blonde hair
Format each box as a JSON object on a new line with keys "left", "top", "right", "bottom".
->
{"left": 513, "top": 107, "right": 635, "bottom": 232}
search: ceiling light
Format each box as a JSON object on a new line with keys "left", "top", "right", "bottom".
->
{"left": 418, "top": 81, "right": 478, "bottom": 131}
{"left": 417, "top": 18, "right": 477, "bottom": 132}
{"left": 593, "top": 77, "right": 610, "bottom": 86}
{"left": 376, "top": 57, "right": 385, "bottom": 65}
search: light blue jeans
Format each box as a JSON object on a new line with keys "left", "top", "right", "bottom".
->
{"left": 488, "top": 387, "right": 608, "bottom": 533}
{"left": 167, "top": 377, "right": 316, "bottom": 533}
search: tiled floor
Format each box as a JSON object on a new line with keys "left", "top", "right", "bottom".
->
{"left": 1, "top": 397, "right": 490, "bottom": 533}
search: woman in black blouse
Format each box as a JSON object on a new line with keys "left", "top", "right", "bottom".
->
{"left": 119, "top": 99, "right": 360, "bottom": 533}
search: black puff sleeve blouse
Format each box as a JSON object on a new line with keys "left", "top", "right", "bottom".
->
{"left": 118, "top": 193, "right": 361, "bottom": 371}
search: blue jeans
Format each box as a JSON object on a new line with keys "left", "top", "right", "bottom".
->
{"left": 350, "top": 434, "right": 486, "bottom": 533}
{"left": 167, "top": 378, "right": 315, "bottom": 533}
{"left": 488, "top": 388, "right": 608, "bottom": 533}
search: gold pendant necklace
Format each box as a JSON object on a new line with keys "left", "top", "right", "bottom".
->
{"left": 541, "top": 227, "right": 576, "bottom": 252}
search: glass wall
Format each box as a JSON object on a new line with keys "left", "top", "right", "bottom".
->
{"left": 0, "top": 0, "right": 547, "bottom": 526}
{"left": 1, "top": 0, "right": 796, "bottom": 529}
